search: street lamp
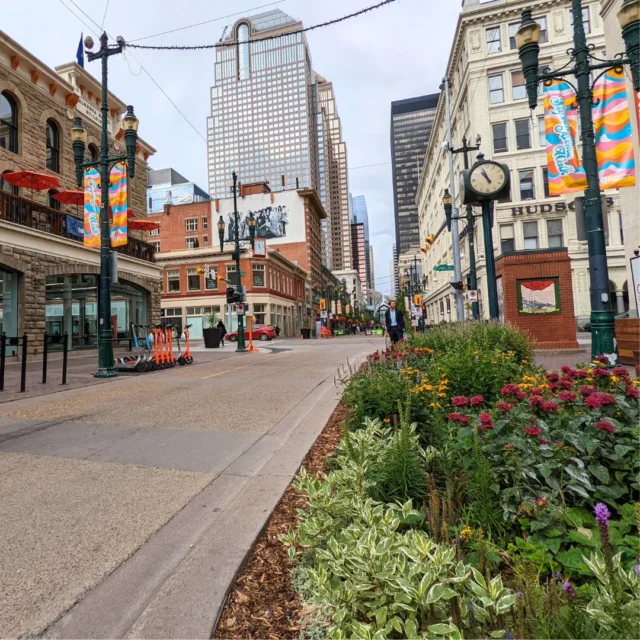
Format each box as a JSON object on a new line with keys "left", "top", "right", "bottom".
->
{"left": 516, "top": 0, "right": 639, "bottom": 360}
{"left": 247, "top": 211, "right": 256, "bottom": 249}
{"left": 218, "top": 215, "right": 225, "bottom": 254}
{"left": 71, "top": 32, "right": 138, "bottom": 378}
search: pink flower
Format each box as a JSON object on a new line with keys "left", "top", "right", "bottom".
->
{"left": 525, "top": 426, "right": 542, "bottom": 437}
{"left": 448, "top": 412, "right": 469, "bottom": 425}
{"left": 452, "top": 396, "right": 469, "bottom": 407}
{"left": 470, "top": 395, "right": 485, "bottom": 406}
{"left": 478, "top": 413, "right": 494, "bottom": 429}
{"left": 558, "top": 391, "right": 578, "bottom": 402}
{"left": 535, "top": 498, "right": 548, "bottom": 509}
{"left": 626, "top": 385, "right": 639, "bottom": 399}
{"left": 501, "top": 384, "right": 519, "bottom": 396}
{"left": 548, "top": 382, "right": 559, "bottom": 391}
{"left": 542, "top": 401, "right": 558, "bottom": 413}
{"left": 546, "top": 372, "right": 559, "bottom": 383}
{"left": 612, "top": 366, "right": 630, "bottom": 378}
{"left": 580, "top": 385, "right": 596, "bottom": 396}
{"left": 595, "top": 420, "right": 615, "bottom": 433}
{"left": 496, "top": 401, "right": 513, "bottom": 412}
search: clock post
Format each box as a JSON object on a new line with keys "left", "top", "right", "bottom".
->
{"left": 481, "top": 201, "right": 500, "bottom": 320}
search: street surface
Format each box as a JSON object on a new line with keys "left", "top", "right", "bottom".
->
{"left": 0, "top": 335, "right": 382, "bottom": 639}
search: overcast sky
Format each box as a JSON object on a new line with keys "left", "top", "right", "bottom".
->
{"left": 3, "top": 0, "right": 460, "bottom": 295}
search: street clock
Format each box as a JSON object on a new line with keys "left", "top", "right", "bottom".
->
{"left": 460, "top": 154, "right": 510, "bottom": 205}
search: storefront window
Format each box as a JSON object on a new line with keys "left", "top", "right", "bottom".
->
{"left": 0, "top": 268, "right": 18, "bottom": 355}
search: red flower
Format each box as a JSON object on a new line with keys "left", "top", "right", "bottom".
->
{"left": 525, "top": 426, "right": 542, "bottom": 437}
{"left": 626, "top": 385, "right": 639, "bottom": 399}
{"left": 479, "top": 413, "right": 494, "bottom": 429}
{"left": 530, "top": 387, "right": 544, "bottom": 396}
{"left": 529, "top": 395, "right": 544, "bottom": 409}
{"left": 595, "top": 355, "right": 609, "bottom": 364}
{"left": 560, "top": 365, "right": 576, "bottom": 377}
{"left": 585, "top": 395, "right": 603, "bottom": 409}
{"left": 580, "top": 385, "right": 596, "bottom": 396}
{"left": 470, "top": 395, "right": 485, "bottom": 406}
{"left": 612, "top": 366, "right": 630, "bottom": 378}
{"left": 448, "top": 412, "right": 469, "bottom": 425}
{"left": 586, "top": 392, "right": 616, "bottom": 408}
{"left": 595, "top": 420, "right": 615, "bottom": 433}
{"left": 548, "top": 382, "right": 559, "bottom": 391}
{"left": 539, "top": 439, "right": 550, "bottom": 445}
{"left": 558, "top": 378, "right": 574, "bottom": 390}
{"left": 452, "top": 396, "right": 469, "bottom": 407}
{"left": 535, "top": 498, "right": 548, "bottom": 509}
{"left": 558, "top": 391, "right": 578, "bottom": 402}
{"left": 542, "top": 400, "right": 559, "bottom": 413}
{"left": 501, "top": 384, "right": 521, "bottom": 396}
{"left": 496, "top": 401, "right": 513, "bottom": 412}
{"left": 573, "top": 369, "right": 589, "bottom": 379}
{"left": 546, "top": 372, "right": 559, "bottom": 383}
{"left": 593, "top": 368, "right": 611, "bottom": 378}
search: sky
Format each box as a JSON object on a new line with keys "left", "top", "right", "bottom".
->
{"left": 2, "top": 0, "right": 460, "bottom": 296}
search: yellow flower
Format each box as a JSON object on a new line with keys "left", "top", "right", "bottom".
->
{"left": 460, "top": 526, "right": 472, "bottom": 542}
{"left": 611, "top": 375, "right": 619, "bottom": 383}
{"left": 438, "top": 393, "right": 446, "bottom": 398}
{"left": 383, "top": 418, "right": 391, "bottom": 423}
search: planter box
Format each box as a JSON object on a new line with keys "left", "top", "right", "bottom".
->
{"left": 616, "top": 317, "right": 639, "bottom": 365}
{"left": 203, "top": 327, "right": 222, "bottom": 348}
{"left": 300, "top": 328, "right": 311, "bottom": 339}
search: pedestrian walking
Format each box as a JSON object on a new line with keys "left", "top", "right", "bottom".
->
{"left": 217, "top": 319, "right": 227, "bottom": 346}
{"left": 274, "top": 324, "right": 281, "bottom": 337}
{"left": 384, "top": 300, "right": 405, "bottom": 344}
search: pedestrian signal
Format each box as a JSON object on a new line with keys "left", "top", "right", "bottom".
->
{"left": 319, "top": 298, "right": 326, "bottom": 310}
{"left": 414, "top": 294, "right": 423, "bottom": 306}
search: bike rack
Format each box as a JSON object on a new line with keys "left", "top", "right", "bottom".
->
{"left": 0, "top": 333, "right": 28, "bottom": 393}
{"left": 42, "top": 333, "right": 69, "bottom": 386}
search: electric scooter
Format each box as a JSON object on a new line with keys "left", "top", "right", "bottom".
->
{"left": 115, "top": 323, "right": 146, "bottom": 372}
{"left": 177, "top": 324, "right": 193, "bottom": 365}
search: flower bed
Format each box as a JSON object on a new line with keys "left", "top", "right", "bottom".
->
{"left": 281, "top": 324, "right": 640, "bottom": 639}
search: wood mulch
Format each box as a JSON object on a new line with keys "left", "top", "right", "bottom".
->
{"left": 213, "top": 403, "right": 346, "bottom": 640}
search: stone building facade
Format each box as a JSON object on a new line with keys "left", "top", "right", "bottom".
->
{"left": 0, "top": 30, "right": 161, "bottom": 355}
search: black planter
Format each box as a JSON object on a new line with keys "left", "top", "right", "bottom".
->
{"left": 300, "top": 328, "right": 311, "bottom": 339}
{"left": 203, "top": 327, "right": 222, "bottom": 348}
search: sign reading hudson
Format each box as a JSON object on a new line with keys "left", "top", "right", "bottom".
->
{"left": 509, "top": 197, "right": 614, "bottom": 217}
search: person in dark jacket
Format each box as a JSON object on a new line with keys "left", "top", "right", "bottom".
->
{"left": 217, "top": 319, "right": 227, "bottom": 346}
{"left": 384, "top": 300, "right": 405, "bottom": 344}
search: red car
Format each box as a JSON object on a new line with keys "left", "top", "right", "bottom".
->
{"left": 226, "top": 324, "right": 276, "bottom": 342}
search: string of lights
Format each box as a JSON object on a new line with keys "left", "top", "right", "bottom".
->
{"left": 125, "top": 0, "right": 398, "bottom": 51}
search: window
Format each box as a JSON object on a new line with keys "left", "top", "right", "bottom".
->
{"left": 489, "top": 75, "right": 504, "bottom": 104}
{"left": 253, "top": 303, "right": 266, "bottom": 325}
{"left": 542, "top": 167, "right": 556, "bottom": 198}
{"left": 227, "top": 264, "right": 240, "bottom": 287}
{"left": 46, "top": 119, "right": 60, "bottom": 173}
{"left": 185, "top": 218, "right": 198, "bottom": 232}
{"left": 519, "top": 168, "right": 536, "bottom": 200}
{"left": 186, "top": 237, "right": 199, "bottom": 249}
{"left": 523, "top": 221, "right": 539, "bottom": 249}
{"left": 515, "top": 118, "right": 531, "bottom": 150}
{"left": 538, "top": 115, "right": 546, "bottom": 147}
{"left": 203, "top": 235, "right": 208, "bottom": 247}
{"left": 167, "top": 270, "right": 180, "bottom": 292}
{"left": 151, "top": 241, "right": 160, "bottom": 252}
{"left": 500, "top": 224, "right": 515, "bottom": 253}
{"left": 149, "top": 228, "right": 159, "bottom": 236}
{"left": 547, "top": 219, "right": 564, "bottom": 248}
{"left": 252, "top": 263, "right": 266, "bottom": 287}
{"left": 205, "top": 267, "right": 218, "bottom": 290}
{"left": 148, "top": 196, "right": 153, "bottom": 210}
{"left": 1, "top": 170, "right": 18, "bottom": 195}
{"left": 570, "top": 7, "right": 591, "bottom": 34}
{"left": 0, "top": 92, "right": 18, "bottom": 153}
{"left": 48, "top": 189, "right": 60, "bottom": 211}
{"left": 202, "top": 216, "right": 208, "bottom": 230}
{"left": 486, "top": 27, "right": 501, "bottom": 54}
{"left": 187, "top": 268, "right": 200, "bottom": 291}
{"left": 237, "top": 23, "right": 250, "bottom": 80}
{"left": 511, "top": 71, "right": 526, "bottom": 100}
{"left": 492, "top": 122, "right": 508, "bottom": 153}
{"left": 88, "top": 143, "right": 98, "bottom": 162}
{"left": 509, "top": 17, "right": 548, "bottom": 49}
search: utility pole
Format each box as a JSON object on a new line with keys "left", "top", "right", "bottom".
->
{"left": 443, "top": 76, "right": 465, "bottom": 321}
{"left": 451, "top": 136, "right": 481, "bottom": 320}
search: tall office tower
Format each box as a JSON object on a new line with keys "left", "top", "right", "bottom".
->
{"left": 207, "top": 10, "right": 317, "bottom": 199}
{"left": 317, "top": 75, "right": 352, "bottom": 271}
{"left": 392, "top": 243, "right": 399, "bottom": 298}
{"left": 368, "top": 245, "right": 375, "bottom": 292}
{"left": 351, "top": 222, "right": 367, "bottom": 300}
{"left": 316, "top": 87, "right": 333, "bottom": 268}
{"left": 351, "top": 195, "right": 372, "bottom": 289}
{"left": 390, "top": 94, "right": 439, "bottom": 256}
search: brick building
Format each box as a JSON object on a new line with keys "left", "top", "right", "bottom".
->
{"left": 155, "top": 245, "right": 308, "bottom": 338}
{"left": 0, "top": 30, "right": 160, "bottom": 355}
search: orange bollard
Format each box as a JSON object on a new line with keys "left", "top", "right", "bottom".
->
{"left": 247, "top": 316, "right": 259, "bottom": 352}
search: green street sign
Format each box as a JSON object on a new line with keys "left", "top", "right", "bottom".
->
{"left": 434, "top": 264, "right": 455, "bottom": 272}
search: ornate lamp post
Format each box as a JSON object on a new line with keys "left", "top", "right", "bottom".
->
{"left": 515, "top": 0, "right": 640, "bottom": 359}
{"left": 71, "top": 33, "right": 138, "bottom": 378}
{"left": 216, "top": 172, "right": 257, "bottom": 353}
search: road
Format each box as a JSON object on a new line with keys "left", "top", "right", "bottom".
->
{"left": 0, "top": 335, "right": 382, "bottom": 639}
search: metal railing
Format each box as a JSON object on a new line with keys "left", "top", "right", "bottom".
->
{"left": 0, "top": 190, "right": 155, "bottom": 263}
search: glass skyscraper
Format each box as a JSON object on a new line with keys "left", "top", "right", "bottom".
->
{"left": 351, "top": 195, "right": 372, "bottom": 290}
{"left": 390, "top": 94, "right": 439, "bottom": 255}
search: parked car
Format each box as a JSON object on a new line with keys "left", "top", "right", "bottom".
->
{"left": 582, "top": 310, "right": 629, "bottom": 332}
{"left": 226, "top": 324, "right": 276, "bottom": 342}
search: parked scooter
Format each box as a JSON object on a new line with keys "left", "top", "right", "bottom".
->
{"left": 115, "top": 323, "right": 146, "bottom": 372}
{"left": 177, "top": 324, "right": 193, "bottom": 365}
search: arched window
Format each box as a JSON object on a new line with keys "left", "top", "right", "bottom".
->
{"left": 1, "top": 170, "right": 19, "bottom": 195}
{"left": 46, "top": 119, "right": 60, "bottom": 173}
{"left": 237, "top": 23, "right": 250, "bottom": 80}
{"left": 48, "top": 189, "right": 60, "bottom": 211}
{"left": 88, "top": 143, "right": 98, "bottom": 162}
{"left": 0, "top": 92, "right": 18, "bottom": 153}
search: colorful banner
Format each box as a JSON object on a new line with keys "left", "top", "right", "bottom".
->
{"left": 544, "top": 79, "right": 587, "bottom": 195}
{"left": 83, "top": 167, "right": 101, "bottom": 248}
{"left": 108, "top": 161, "right": 128, "bottom": 247}
{"left": 592, "top": 68, "right": 636, "bottom": 189}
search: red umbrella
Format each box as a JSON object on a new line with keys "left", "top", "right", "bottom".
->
{"left": 3, "top": 170, "right": 60, "bottom": 199}
{"left": 129, "top": 219, "right": 160, "bottom": 231}
{"left": 51, "top": 190, "right": 83, "bottom": 206}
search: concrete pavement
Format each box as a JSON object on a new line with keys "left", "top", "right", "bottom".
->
{"left": 0, "top": 335, "right": 382, "bottom": 638}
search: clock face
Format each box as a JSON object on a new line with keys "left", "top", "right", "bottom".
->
{"left": 469, "top": 162, "right": 507, "bottom": 196}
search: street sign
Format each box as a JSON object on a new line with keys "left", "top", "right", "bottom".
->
{"left": 465, "top": 290, "right": 478, "bottom": 302}
{"left": 320, "top": 310, "right": 328, "bottom": 319}
{"left": 434, "top": 264, "right": 455, "bottom": 272}
{"left": 234, "top": 303, "right": 246, "bottom": 315}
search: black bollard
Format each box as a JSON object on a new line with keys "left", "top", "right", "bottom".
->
{"left": 61, "top": 332, "right": 68, "bottom": 385}
{"left": 42, "top": 333, "right": 48, "bottom": 384}
{"left": 20, "top": 333, "right": 27, "bottom": 393}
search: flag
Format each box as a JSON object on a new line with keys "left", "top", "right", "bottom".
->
{"left": 544, "top": 79, "right": 587, "bottom": 194}
{"left": 76, "top": 33, "right": 84, "bottom": 68}
{"left": 84, "top": 167, "right": 101, "bottom": 248}
{"left": 592, "top": 68, "right": 636, "bottom": 189}
{"left": 108, "top": 162, "right": 128, "bottom": 247}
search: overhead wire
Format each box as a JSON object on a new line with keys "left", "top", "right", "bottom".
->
{"left": 125, "top": 0, "right": 398, "bottom": 50}
{"left": 56, "top": 0, "right": 100, "bottom": 37}
{"left": 100, "top": 0, "right": 110, "bottom": 31}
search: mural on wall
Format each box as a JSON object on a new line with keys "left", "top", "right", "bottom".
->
{"left": 518, "top": 278, "right": 560, "bottom": 315}
{"left": 227, "top": 205, "right": 290, "bottom": 242}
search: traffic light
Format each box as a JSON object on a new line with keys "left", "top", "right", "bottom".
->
{"left": 420, "top": 244, "right": 429, "bottom": 254}
{"left": 450, "top": 281, "right": 464, "bottom": 291}
{"left": 319, "top": 298, "right": 326, "bottom": 310}
{"left": 226, "top": 286, "right": 236, "bottom": 304}
{"left": 426, "top": 234, "right": 435, "bottom": 246}
{"left": 413, "top": 294, "right": 422, "bottom": 306}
